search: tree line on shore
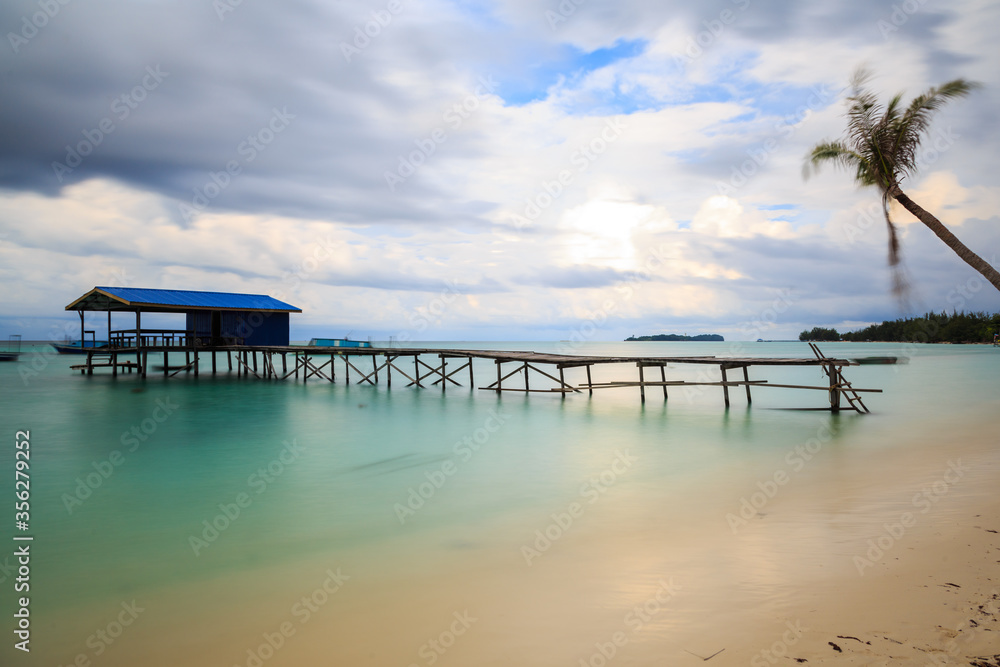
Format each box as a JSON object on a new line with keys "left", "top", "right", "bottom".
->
{"left": 800, "top": 311, "right": 1000, "bottom": 344}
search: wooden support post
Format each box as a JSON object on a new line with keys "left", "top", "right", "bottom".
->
{"left": 135, "top": 310, "right": 142, "bottom": 372}
{"left": 142, "top": 351, "right": 148, "bottom": 378}
{"left": 440, "top": 355, "right": 446, "bottom": 392}
{"left": 344, "top": 354, "right": 349, "bottom": 383}
{"left": 374, "top": 355, "right": 379, "bottom": 384}
{"left": 496, "top": 360, "right": 502, "bottom": 395}
{"left": 194, "top": 350, "right": 199, "bottom": 377}
{"left": 523, "top": 363, "right": 529, "bottom": 392}
{"left": 828, "top": 363, "right": 840, "bottom": 412}
{"left": 638, "top": 364, "right": 645, "bottom": 402}
{"left": 227, "top": 350, "right": 232, "bottom": 371}
{"left": 186, "top": 350, "right": 190, "bottom": 367}
{"left": 282, "top": 353, "right": 287, "bottom": 375}
{"left": 743, "top": 366, "right": 752, "bottom": 404}
{"left": 660, "top": 365, "right": 668, "bottom": 400}
{"left": 721, "top": 366, "right": 730, "bottom": 408}
{"left": 330, "top": 354, "right": 335, "bottom": 382}
{"left": 386, "top": 355, "right": 392, "bottom": 387}
{"left": 112, "top": 352, "right": 117, "bottom": 377}
{"left": 164, "top": 350, "right": 169, "bottom": 376}
{"left": 414, "top": 356, "right": 419, "bottom": 387}
{"left": 303, "top": 355, "right": 308, "bottom": 384}
{"left": 212, "top": 351, "right": 216, "bottom": 374}
{"left": 586, "top": 365, "right": 593, "bottom": 395}
{"left": 559, "top": 368, "right": 567, "bottom": 399}
{"left": 252, "top": 351, "right": 257, "bottom": 374}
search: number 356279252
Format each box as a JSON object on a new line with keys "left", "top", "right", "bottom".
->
{"left": 15, "top": 431, "right": 30, "bottom": 516}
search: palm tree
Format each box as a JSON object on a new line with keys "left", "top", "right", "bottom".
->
{"left": 806, "top": 68, "right": 1000, "bottom": 293}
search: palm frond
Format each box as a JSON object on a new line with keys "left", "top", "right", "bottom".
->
{"left": 803, "top": 141, "right": 865, "bottom": 180}
{"left": 890, "top": 79, "right": 980, "bottom": 179}
{"left": 804, "top": 67, "right": 982, "bottom": 298}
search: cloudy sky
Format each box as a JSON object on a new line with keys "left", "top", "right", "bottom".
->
{"left": 2, "top": 0, "right": 998, "bottom": 342}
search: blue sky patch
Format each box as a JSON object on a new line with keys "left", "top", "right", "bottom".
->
{"left": 499, "top": 38, "right": 647, "bottom": 107}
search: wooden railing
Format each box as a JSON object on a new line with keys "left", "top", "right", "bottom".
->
{"left": 110, "top": 329, "right": 244, "bottom": 348}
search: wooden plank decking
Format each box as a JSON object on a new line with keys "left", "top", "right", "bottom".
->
{"left": 71, "top": 343, "right": 882, "bottom": 413}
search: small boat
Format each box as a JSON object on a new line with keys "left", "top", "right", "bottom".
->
{"left": 849, "top": 356, "right": 902, "bottom": 365}
{"left": 309, "top": 337, "right": 372, "bottom": 348}
{"left": 51, "top": 331, "right": 109, "bottom": 355}
{"left": 0, "top": 335, "right": 22, "bottom": 362}
{"left": 51, "top": 341, "right": 110, "bottom": 354}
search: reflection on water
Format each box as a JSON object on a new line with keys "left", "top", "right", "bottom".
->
{"left": 0, "top": 341, "right": 997, "bottom": 665}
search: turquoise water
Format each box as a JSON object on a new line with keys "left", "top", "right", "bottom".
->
{"left": 1, "top": 341, "right": 998, "bottom": 665}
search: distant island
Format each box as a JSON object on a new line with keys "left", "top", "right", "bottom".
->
{"left": 625, "top": 334, "right": 724, "bottom": 342}
{"left": 800, "top": 311, "right": 999, "bottom": 344}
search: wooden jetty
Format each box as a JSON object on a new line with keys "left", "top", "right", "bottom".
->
{"left": 72, "top": 340, "right": 880, "bottom": 413}
{"left": 63, "top": 286, "right": 881, "bottom": 412}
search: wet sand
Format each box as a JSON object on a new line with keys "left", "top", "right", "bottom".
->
{"left": 37, "top": 411, "right": 997, "bottom": 667}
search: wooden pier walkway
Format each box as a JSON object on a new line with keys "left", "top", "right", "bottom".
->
{"left": 72, "top": 343, "right": 881, "bottom": 412}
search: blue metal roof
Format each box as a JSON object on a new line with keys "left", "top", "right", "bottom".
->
{"left": 66, "top": 287, "right": 301, "bottom": 312}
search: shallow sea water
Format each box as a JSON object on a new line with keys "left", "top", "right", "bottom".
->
{"left": 1, "top": 340, "right": 998, "bottom": 665}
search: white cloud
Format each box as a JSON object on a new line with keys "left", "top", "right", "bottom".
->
{"left": 2, "top": 0, "right": 999, "bottom": 340}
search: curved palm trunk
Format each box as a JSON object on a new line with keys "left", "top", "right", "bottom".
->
{"left": 889, "top": 186, "right": 1000, "bottom": 292}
